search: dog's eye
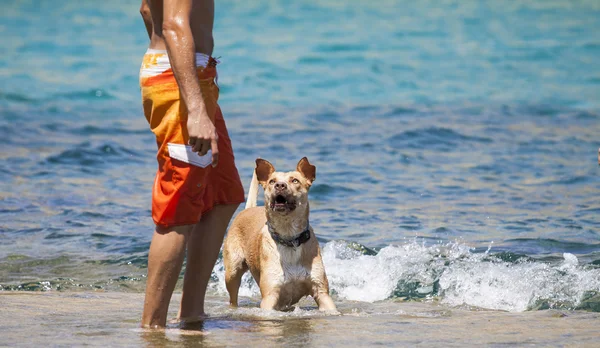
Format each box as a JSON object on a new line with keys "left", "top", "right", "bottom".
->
{"left": 269, "top": 179, "right": 276, "bottom": 185}
{"left": 292, "top": 178, "right": 300, "bottom": 184}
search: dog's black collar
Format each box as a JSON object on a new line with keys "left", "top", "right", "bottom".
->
{"left": 267, "top": 222, "right": 311, "bottom": 248}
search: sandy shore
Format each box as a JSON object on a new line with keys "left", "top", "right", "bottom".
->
{"left": 1, "top": 291, "right": 599, "bottom": 347}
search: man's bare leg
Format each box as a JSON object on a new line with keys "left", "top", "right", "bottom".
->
{"left": 141, "top": 225, "right": 193, "bottom": 328}
{"left": 178, "top": 203, "right": 240, "bottom": 322}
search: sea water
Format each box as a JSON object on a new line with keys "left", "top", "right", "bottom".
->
{"left": 1, "top": 0, "right": 599, "bottom": 346}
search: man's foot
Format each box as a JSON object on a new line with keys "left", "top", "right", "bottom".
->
{"left": 178, "top": 314, "right": 209, "bottom": 330}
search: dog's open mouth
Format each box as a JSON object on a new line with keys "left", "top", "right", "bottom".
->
{"left": 270, "top": 194, "right": 296, "bottom": 212}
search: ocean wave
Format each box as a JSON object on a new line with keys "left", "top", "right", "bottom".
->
{"left": 439, "top": 251, "right": 600, "bottom": 312}
{"left": 0, "top": 88, "right": 116, "bottom": 104}
{"left": 45, "top": 142, "right": 144, "bottom": 167}
{"left": 0, "top": 91, "right": 36, "bottom": 103}
{"left": 209, "top": 239, "right": 600, "bottom": 312}
{"left": 388, "top": 127, "right": 493, "bottom": 151}
{"left": 502, "top": 238, "right": 600, "bottom": 255}
{"left": 52, "top": 89, "right": 116, "bottom": 101}
{"left": 2, "top": 239, "right": 599, "bottom": 312}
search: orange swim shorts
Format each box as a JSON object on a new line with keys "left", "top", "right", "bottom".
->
{"left": 140, "top": 49, "right": 245, "bottom": 228}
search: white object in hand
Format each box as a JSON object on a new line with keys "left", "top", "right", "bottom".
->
{"left": 167, "top": 143, "right": 212, "bottom": 168}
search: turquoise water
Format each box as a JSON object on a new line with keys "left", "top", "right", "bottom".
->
{"left": 1, "top": 0, "right": 600, "bottom": 315}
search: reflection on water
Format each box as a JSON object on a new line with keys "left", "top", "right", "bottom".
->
{"left": 137, "top": 304, "right": 319, "bottom": 346}
{"left": 140, "top": 324, "right": 210, "bottom": 347}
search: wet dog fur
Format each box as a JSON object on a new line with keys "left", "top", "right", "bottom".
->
{"left": 223, "top": 157, "right": 336, "bottom": 311}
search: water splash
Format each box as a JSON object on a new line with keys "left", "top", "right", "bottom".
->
{"left": 209, "top": 239, "right": 600, "bottom": 312}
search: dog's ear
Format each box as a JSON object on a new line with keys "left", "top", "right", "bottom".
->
{"left": 255, "top": 158, "right": 275, "bottom": 187}
{"left": 296, "top": 157, "right": 316, "bottom": 185}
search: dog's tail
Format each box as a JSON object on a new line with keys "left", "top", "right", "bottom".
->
{"left": 245, "top": 168, "right": 259, "bottom": 209}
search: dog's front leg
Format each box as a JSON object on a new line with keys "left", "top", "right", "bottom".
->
{"left": 259, "top": 292, "right": 280, "bottom": 310}
{"left": 259, "top": 275, "right": 281, "bottom": 310}
{"left": 310, "top": 254, "right": 338, "bottom": 312}
{"left": 313, "top": 291, "right": 337, "bottom": 312}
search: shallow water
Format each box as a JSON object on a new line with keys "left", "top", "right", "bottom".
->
{"left": 1, "top": 292, "right": 599, "bottom": 347}
{"left": 1, "top": 0, "right": 600, "bottom": 345}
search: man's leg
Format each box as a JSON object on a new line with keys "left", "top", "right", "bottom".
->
{"left": 141, "top": 224, "right": 193, "bottom": 328}
{"left": 178, "top": 203, "right": 240, "bottom": 321}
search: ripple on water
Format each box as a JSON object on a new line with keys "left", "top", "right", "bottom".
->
{"left": 502, "top": 238, "right": 600, "bottom": 255}
{"left": 310, "top": 184, "right": 357, "bottom": 201}
{"left": 45, "top": 142, "right": 144, "bottom": 167}
{"left": 389, "top": 127, "right": 493, "bottom": 151}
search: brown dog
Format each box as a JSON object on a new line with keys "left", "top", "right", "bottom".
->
{"left": 223, "top": 157, "right": 336, "bottom": 311}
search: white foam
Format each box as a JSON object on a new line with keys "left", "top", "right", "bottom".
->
{"left": 209, "top": 240, "right": 600, "bottom": 312}
{"left": 211, "top": 256, "right": 260, "bottom": 298}
{"left": 439, "top": 251, "right": 600, "bottom": 312}
{"left": 321, "top": 240, "right": 454, "bottom": 302}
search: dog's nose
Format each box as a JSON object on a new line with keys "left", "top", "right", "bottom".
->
{"left": 275, "top": 182, "right": 287, "bottom": 191}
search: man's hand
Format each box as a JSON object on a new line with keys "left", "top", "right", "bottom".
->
{"left": 160, "top": 0, "right": 218, "bottom": 168}
{"left": 187, "top": 110, "right": 219, "bottom": 167}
